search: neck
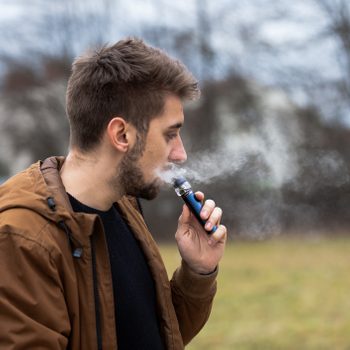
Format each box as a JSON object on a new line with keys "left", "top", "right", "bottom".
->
{"left": 60, "top": 150, "right": 124, "bottom": 211}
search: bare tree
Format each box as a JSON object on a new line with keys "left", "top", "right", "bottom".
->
{"left": 0, "top": 0, "right": 115, "bottom": 172}
{"left": 316, "top": 0, "right": 350, "bottom": 106}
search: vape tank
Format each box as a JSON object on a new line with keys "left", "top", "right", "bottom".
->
{"left": 173, "top": 176, "right": 217, "bottom": 234}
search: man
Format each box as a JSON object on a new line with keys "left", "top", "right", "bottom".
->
{"left": 0, "top": 38, "right": 227, "bottom": 349}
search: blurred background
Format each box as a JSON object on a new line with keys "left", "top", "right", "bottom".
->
{"left": 0, "top": 0, "right": 349, "bottom": 238}
{"left": 1, "top": 1, "right": 350, "bottom": 348}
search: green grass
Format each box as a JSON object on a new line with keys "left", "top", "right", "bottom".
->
{"left": 159, "top": 236, "right": 350, "bottom": 349}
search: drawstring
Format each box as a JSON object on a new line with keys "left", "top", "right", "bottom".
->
{"left": 46, "top": 196, "right": 83, "bottom": 258}
{"left": 57, "top": 220, "right": 83, "bottom": 258}
{"left": 47, "top": 197, "right": 101, "bottom": 349}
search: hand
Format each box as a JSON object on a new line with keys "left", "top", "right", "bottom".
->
{"left": 175, "top": 192, "right": 227, "bottom": 274}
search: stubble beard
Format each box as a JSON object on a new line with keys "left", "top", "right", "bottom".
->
{"left": 118, "top": 134, "right": 161, "bottom": 200}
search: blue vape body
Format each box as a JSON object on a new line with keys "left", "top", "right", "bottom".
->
{"left": 173, "top": 176, "right": 217, "bottom": 234}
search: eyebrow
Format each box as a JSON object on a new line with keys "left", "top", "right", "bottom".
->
{"left": 167, "top": 122, "right": 183, "bottom": 130}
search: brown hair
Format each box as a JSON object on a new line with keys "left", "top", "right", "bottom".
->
{"left": 66, "top": 38, "right": 200, "bottom": 151}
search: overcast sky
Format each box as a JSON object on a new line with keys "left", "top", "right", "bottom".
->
{"left": 0, "top": 0, "right": 348, "bottom": 126}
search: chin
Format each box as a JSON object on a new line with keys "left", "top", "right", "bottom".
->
{"left": 140, "top": 191, "right": 158, "bottom": 201}
{"left": 126, "top": 179, "right": 161, "bottom": 201}
{"left": 138, "top": 185, "right": 160, "bottom": 201}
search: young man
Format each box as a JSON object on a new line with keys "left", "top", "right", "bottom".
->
{"left": 0, "top": 38, "right": 227, "bottom": 349}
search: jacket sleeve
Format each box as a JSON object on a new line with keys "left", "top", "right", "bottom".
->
{"left": 170, "top": 259, "right": 218, "bottom": 345}
{"left": 0, "top": 231, "right": 70, "bottom": 349}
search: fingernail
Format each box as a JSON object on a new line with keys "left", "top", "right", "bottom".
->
{"left": 205, "top": 222, "right": 212, "bottom": 230}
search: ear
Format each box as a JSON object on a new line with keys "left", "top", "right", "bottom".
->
{"left": 106, "top": 117, "right": 136, "bottom": 153}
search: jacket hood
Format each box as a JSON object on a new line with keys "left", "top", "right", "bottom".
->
{"left": 0, "top": 157, "right": 73, "bottom": 224}
{"left": 0, "top": 156, "right": 140, "bottom": 252}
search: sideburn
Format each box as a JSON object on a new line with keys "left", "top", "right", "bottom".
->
{"left": 118, "top": 131, "right": 160, "bottom": 200}
{"left": 127, "top": 132, "right": 147, "bottom": 161}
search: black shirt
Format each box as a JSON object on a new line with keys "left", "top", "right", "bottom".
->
{"left": 68, "top": 194, "right": 164, "bottom": 350}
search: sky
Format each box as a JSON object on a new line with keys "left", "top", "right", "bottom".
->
{"left": 0, "top": 0, "right": 349, "bottom": 126}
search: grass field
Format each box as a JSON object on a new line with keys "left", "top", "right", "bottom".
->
{"left": 159, "top": 235, "right": 350, "bottom": 350}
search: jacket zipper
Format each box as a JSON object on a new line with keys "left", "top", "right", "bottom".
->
{"left": 91, "top": 235, "right": 103, "bottom": 350}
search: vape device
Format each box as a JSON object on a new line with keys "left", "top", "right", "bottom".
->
{"left": 173, "top": 176, "right": 217, "bottom": 234}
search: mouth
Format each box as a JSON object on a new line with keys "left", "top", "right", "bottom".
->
{"left": 154, "top": 164, "right": 174, "bottom": 184}
{"left": 154, "top": 164, "right": 186, "bottom": 185}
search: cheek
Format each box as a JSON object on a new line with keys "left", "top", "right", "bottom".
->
{"left": 139, "top": 149, "right": 162, "bottom": 173}
{"left": 143, "top": 148, "right": 170, "bottom": 178}
{"left": 138, "top": 136, "right": 171, "bottom": 171}
{"left": 149, "top": 143, "right": 169, "bottom": 162}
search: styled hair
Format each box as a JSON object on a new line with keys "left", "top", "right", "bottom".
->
{"left": 66, "top": 37, "right": 200, "bottom": 151}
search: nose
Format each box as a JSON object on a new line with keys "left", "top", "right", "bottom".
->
{"left": 169, "top": 136, "right": 187, "bottom": 164}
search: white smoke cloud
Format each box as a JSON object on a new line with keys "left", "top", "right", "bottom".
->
{"left": 155, "top": 86, "right": 350, "bottom": 238}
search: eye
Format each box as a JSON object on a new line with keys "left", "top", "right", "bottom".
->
{"left": 165, "top": 133, "right": 177, "bottom": 142}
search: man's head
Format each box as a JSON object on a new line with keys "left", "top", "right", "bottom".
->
{"left": 66, "top": 38, "right": 200, "bottom": 199}
{"left": 66, "top": 37, "right": 200, "bottom": 151}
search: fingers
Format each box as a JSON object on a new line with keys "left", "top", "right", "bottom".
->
{"left": 200, "top": 199, "right": 216, "bottom": 221}
{"left": 184, "top": 192, "right": 226, "bottom": 244}
{"left": 194, "top": 192, "right": 224, "bottom": 233}
{"left": 194, "top": 191, "right": 204, "bottom": 202}
{"left": 204, "top": 206, "right": 222, "bottom": 231}
{"left": 199, "top": 198, "right": 221, "bottom": 232}
{"left": 208, "top": 224, "right": 227, "bottom": 246}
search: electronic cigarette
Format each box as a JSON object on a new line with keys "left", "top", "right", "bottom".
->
{"left": 173, "top": 176, "right": 217, "bottom": 234}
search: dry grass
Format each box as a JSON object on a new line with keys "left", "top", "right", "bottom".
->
{"left": 159, "top": 235, "right": 350, "bottom": 349}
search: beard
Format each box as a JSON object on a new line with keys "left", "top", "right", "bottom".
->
{"left": 118, "top": 135, "right": 161, "bottom": 200}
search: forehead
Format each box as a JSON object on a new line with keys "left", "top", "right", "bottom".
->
{"left": 151, "top": 94, "right": 184, "bottom": 128}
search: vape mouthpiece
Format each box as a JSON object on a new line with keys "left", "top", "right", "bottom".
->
{"left": 173, "top": 176, "right": 192, "bottom": 197}
{"left": 172, "top": 176, "right": 187, "bottom": 188}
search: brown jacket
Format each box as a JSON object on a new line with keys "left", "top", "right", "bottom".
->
{"left": 0, "top": 157, "right": 217, "bottom": 349}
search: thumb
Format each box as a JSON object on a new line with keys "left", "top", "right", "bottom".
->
{"left": 178, "top": 204, "right": 191, "bottom": 225}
